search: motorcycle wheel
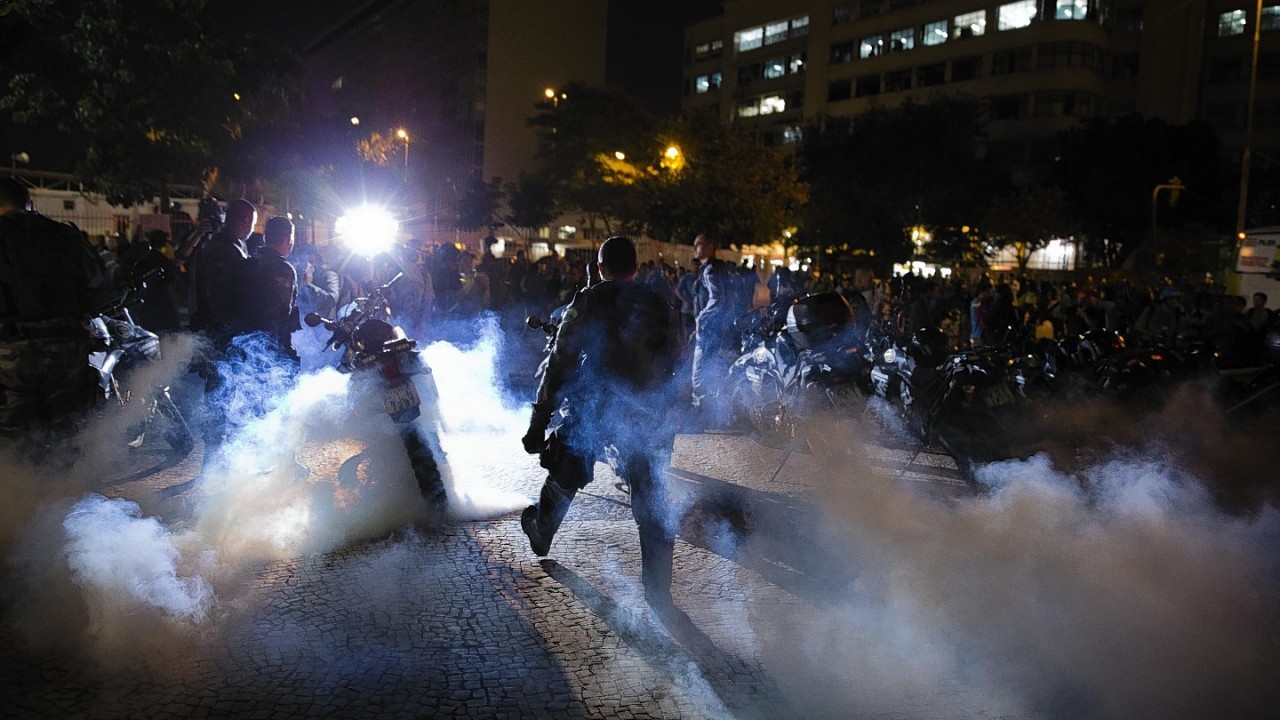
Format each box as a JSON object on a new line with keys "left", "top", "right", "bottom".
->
{"left": 154, "top": 391, "right": 194, "bottom": 456}
{"left": 400, "top": 423, "right": 448, "bottom": 512}
{"left": 730, "top": 374, "right": 794, "bottom": 444}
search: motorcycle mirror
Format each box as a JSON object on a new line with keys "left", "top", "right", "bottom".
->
{"left": 304, "top": 312, "right": 328, "bottom": 328}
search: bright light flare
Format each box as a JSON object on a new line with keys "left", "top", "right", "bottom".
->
{"left": 335, "top": 205, "right": 399, "bottom": 257}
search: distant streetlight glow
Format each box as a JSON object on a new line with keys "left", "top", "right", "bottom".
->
{"left": 614, "top": 151, "right": 626, "bottom": 160}
{"left": 396, "top": 128, "right": 409, "bottom": 170}
{"left": 350, "top": 117, "right": 360, "bottom": 126}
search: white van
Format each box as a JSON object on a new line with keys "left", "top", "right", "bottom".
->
{"left": 1228, "top": 226, "right": 1280, "bottom": 309}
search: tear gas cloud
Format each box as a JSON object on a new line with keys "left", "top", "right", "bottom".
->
{"left": 1, "top": 324, "right": 534, "bottom": 665}
{"left": 733, "top": 393, "right": 1280, "bottom": 720}
{"left": 3, "top": 314, "right": 1277, "bottom": 719}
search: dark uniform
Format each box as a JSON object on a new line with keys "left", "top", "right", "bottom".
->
{"left": 241, "top": 245, "right": 300, "bottom": 365}
{"left": 521, "top": 273, "right": 679, "bottom": 605}
{"left": 691, "top": 255, "right": 735, "bottom": 420}
{"left": 190, "top": 227, "right": 249, "bottom": 341}
{"left": 0, "top": 209, "right": 105, "bottom": 433}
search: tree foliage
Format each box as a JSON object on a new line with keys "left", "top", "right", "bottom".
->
{"left": 797, "top": 96, "right": 999, "bottom": 267}
{"left": 1050, "top": 114, "right": 1228, "bottom": 267}
{"left": 981, "top": 186, "right": 1075, "bottom": 271}
{"left": 642, "top": 112, "right": 807, "bottom": 246}
{"left": 0, "top": 0, "right": 302, "bottom": 205}
{"left": 526, "top": 87, "right": 805, "bottom": 246}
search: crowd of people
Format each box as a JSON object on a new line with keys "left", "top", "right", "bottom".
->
{"left": 7, "top": 182, "right": 1280, "bottom": 619}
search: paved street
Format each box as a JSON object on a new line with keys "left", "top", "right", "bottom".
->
{"left": 1, "top": 360, "right": 1276, "bottom": 720}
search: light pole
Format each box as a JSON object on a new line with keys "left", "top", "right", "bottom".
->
{"left": 9, "top": 151, "right": 29, "bottom": 177}
{"left": 396, "top": 128, "right": 409, "bottom": 171}
{"left": 1236, "top": 0, "right": 1265, "bottom": 235}
{"left": 1152, "top": 176, "right": 1185, "bottom": 263}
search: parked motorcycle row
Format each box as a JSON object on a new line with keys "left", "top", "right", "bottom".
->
{"left": 724, "top": 289, "right": 1280, "bottom": 477}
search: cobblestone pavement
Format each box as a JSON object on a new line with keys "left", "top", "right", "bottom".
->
{"left": 0, "top": 409, "right": 1023, "bottom": 720}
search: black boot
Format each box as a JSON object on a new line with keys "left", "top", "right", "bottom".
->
{"left": 640, "top": 532, "right": 675, "bottom": 610}
{"left": 521, "top": 480, "right": 574, "bottom": 556}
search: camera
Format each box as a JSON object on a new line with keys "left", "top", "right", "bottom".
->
{"left": 197, "top": 197, "right": 224, "bottom": 233}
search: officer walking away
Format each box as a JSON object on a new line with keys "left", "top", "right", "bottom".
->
{"left": 241, "top": 216, "right": 301, "bottom": 368}
{"left": 520, "top": 236, "right": 681, "bottom": 611}
{"left": 0, "top": 178, "right": 107, "bottom": 435}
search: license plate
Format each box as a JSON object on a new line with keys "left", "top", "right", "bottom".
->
{"left": 827, "top": 385, "right": 862, "bottom": 411}
{"left": 983, "top": 384, "right": 1015, "bottom": 408}
{"left": 383, "top": 381, "right": 421, "bottom": 415}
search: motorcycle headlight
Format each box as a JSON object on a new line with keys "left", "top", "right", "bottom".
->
{"left": 882, "top": 347, "right": 897, "bottom": 364}
{"left": 336, "top": 205, "right": 399, "bottom": 257}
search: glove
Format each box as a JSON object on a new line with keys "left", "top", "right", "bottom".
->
{"left": 522, "top": 402, "right": 553, "bottom": 454}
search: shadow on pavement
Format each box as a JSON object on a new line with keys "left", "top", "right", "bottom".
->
{"left": 539, "top": 559, "right": 802, "bottom": 720}
{"left": 666, "top": 467, "right": 857, "bottom": 603}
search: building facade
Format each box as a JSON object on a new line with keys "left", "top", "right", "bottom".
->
{"left": 683, "top": 0, "right": 1280, "bottom": 173}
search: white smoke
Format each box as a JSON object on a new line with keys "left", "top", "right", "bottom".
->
{"left": 2, "top": 323, "right": 537, "bottom": 666}
{"left": 748, "top": 422, "right": 1280, "bottom": 720}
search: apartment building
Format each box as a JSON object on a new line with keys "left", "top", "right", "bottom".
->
{"left": 684, "top": 0, "right": 1280, "bottom": 172}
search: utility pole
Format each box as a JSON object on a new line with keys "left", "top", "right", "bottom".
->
{"left": 1236, "top": 0, "right": 1265, "bottom": 236}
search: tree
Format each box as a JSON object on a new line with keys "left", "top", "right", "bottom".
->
{"left": 0, "top": 0, "right": 301, "bottom": 205}
{"left": 454, "top": 177, "right": 503, "bottom": 232}
{"left": 502, "top": 172, "right": 560, "bottom": 243}
{"left": 642, "top": 112, "right": 807, "bottom": 246}
{"left": 797, "top": 96, "right": 999, "bottom": 269}
{"left": 981, "top": 186, "right": 1074, "bottom": 271}
{"left": 1050, "top": 114, "right": 1228, "bottom": 267}
{"left": 528, "top": 81, "right": 658, "bottom": 234}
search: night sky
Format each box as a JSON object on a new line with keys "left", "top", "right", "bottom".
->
{"left": 4, "top": 0, "right": 722, "bottom": 173}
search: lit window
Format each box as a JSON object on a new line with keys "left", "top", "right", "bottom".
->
{"left": 735, "top": 94, "right": 790, "bottom": 118}
{"left": 1263, "top": 6, "right": 1280, "bottom": 30}
{"left": 1218, "top": 9, "right": 1246, "bottom": 36}
{"left": 922, "top": 20, "right": 948, "bottom": 46}
{"left": 765, "top": 59, "right": 786, "bottom": 79}
{"left": 695, "top": 73, "right": 722, "bottom": 93}
{"left": 953, "top": 11, "right": 986, "bottom": 38}
{"left": 890, "top": 28, "right": 915, "bottom": 52}
{"left": 783, "top": 126, "right": 804, "bottom": 144}
{"left": 765, "top": 21, "right": 789, "bottom": 45}
{"left": 791, "top": 15, "right": 810, "bottom": 37}
{"left": 790, "top": 52, "right": 807, "bottom": 73}
{"left": 736, "top": 26, "right": 764, "bottom": 52}
{"left": 1055, "top": 0, "right": 1090, "bottom": 20}
{"left": 999, "top": 0, "right": 1037, "bottom": 30}
{"left": 331, "top": 76, "right": 344, "bottom": 90}
{"left": 860, "top": 35, "right": 885, "bottom": 58}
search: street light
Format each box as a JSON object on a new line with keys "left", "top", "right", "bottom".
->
{"left": 396, "top": 128, "right": 409, "bottom": 170}
{"left": 9, "top": 151, "right": 29, "bottom": 177}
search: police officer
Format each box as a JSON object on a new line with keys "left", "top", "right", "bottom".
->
{"left": 520, "top": 236, "right": 680, "bottom": 610}
{"left": 690, "top": 233, "right": 735, "bottom": 428}
{"left": 241, "top": 215, "right": 300, "bottom": 367}
{"left": 190, "top": 197, "right": 257, "bottom": 341}
{"left": 0, "top": 178, "right": 107, "bottom": 434}
{"left": 188, "top": 197, "right": 256, "bottom": 461}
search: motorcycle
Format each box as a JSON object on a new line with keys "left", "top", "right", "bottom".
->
{"left": 305, "top": 273, "right": 448, "bottom": 511}
{"left": 869, "top": 328, "right": 1021, "bottom": 473}
{"left": 727, "top": 291, "right": 872, "bottom": 454}
{"left": 88, "top": 269, "right": 194, "bottom": 455}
